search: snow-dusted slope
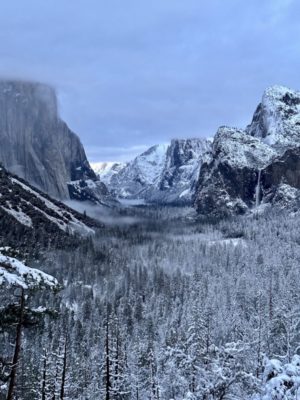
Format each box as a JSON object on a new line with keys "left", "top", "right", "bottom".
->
{"left": 247, "top": 85, "right": 300, "bottom": 146}
{"left": 0, "top": 166, "right": 97, "bottom": 236}
{"left": 101, "top": 139, "right": 211, "bottom": 204}
{"left": 104, "top": 144, "right": 169, "bottom": 198}
{"left": 195, "top": 85, "right": 300, "bottom": 217}
{"left": 91, "top": 162, "right": 127, "bottom": 185}
{"left": 0, "top": 252, "right": 59, "bottom": 289}
{"left": 146, "top": 138, "right": 212, "bottom": 203}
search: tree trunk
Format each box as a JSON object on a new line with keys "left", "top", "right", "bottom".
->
{"left": 41, "top": 350, "right": 47, "bottom": 400}
{"left": 60, "top": 337, "right": 67, "bottom": 400}
{"left": 6, "top": 289, "right": 25, "bottom": 400}
{"left": 105, "top": 316, "right": 111, "bottom": 400}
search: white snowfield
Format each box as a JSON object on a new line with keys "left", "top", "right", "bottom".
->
{"left": 91, "top": 161, "right": 127, "bottom": 184}
{"left": 0, "top": 253, "right": 59, "bottom": 290}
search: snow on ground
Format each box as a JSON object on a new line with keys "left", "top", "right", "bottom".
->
{"left": 9, "top": 176, "right": 95, "bottom": 235}
{"left": 0, "top": 253, "right": 59, "bottom": 289}
{"left": 1, "top": 206, "right": 33, "bottom": 227}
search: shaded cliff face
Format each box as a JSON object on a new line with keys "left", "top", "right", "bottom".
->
{"left": 195, "top": 85, "right": 300, "bottom": 217}
{"left": 99, "top": 138, "right": 211, "bottom": 204}
{"left": 0, "top": 80, "right": 96, "bottom": 199}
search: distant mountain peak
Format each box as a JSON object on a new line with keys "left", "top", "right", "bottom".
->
{"left": 98, "top": 138, "right": 211, "bottom": 205}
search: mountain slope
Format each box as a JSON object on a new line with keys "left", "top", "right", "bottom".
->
{"left": 0, "top": 165, "right": 99, "bottom": 252}
{"left": 0, "top": 80, "right": 109, "bottom": 204}
{"left": 98, "top": 139, "right": 211, "bottom": 205}
{"left": 195, "top": 85, "right": 300, "bottom": 217}
{"left": 92, "top": 162, "right": 127, "bottom": 185}
{"left": 246, "top": 85, "right": 300, "bottom": 146}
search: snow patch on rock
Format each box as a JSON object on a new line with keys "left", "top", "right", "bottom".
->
{"left": 0, "top": 253, "right": 59, "bottom": 289}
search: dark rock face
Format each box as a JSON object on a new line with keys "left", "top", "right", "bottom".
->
{"left": 195, "top": 85, "right": 300, "bottom": 217}
{"left": 247, "top": 103, "right": 268, "bottom": 139}
{"left": 0, "top": 80, "right": 97, "bottom": 199}
{"left": 262, "top": 147, "right": 300, "bottom": 190}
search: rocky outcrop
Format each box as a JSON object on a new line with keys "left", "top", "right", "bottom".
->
{"left": 97, "top": 139, "right": 211, "bottom": 205}
{"left": 195, "top": 85, "right": 300, "bottom": 217}
{"left": 0, "top": 80, "right": 100, "bottom": 200}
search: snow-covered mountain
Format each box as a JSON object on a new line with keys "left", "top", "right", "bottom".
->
{"left": 91, "top": 162, "right": 127, "bottom": 185}
{"left": 96, "top": 139, "right": 211, "bottom": 205}
{"left": 246, "top": 85, "right": 300, "bottom": 146}
{"left": 0, "top": 165, "right": 98, "bottom": 240}
{"left": 0, "top": 80, "right": 112, "bottom": 206}
{"left": 195, "top": 85, "right": 300, "bottom": 217}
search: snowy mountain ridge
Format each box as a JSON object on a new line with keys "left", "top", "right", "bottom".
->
{"left": 91, "top": 161, "right": 127, "bottom": 185}
{"left": 195, "top": 85, "right": 300, "bottom": 217}
{"left": 93, "top": 139, "right": 211, "bottom": 204}
{"left": 247, "top": 85, "right": 300, "bottom": 146}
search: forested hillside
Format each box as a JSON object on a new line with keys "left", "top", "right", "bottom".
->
{"left": 2, "top": 206, "right": 300, "bottom": 399}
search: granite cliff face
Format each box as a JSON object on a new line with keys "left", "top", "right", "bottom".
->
{"left": 96, "top": 139, "right": 211, "bottom": 204}
{"left": 0, "top": 80, "right": 98, "bottom": 200}
{"left": 195, "top": 85, "right": 300, "bottom": 217}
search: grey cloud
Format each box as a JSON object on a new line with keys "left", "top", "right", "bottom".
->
{"left": 0, "top": 0, "right": 299, "bottom": 161}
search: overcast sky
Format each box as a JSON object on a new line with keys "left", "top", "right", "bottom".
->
{"left": 0, "top": 0, "right": 299, "bottom": 162}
